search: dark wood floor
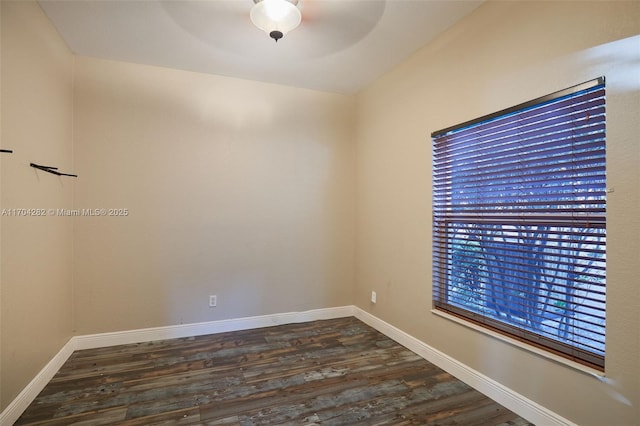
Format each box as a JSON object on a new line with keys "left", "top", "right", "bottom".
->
{"left": 17, "top": 317, "right": 533, "bottom": 425}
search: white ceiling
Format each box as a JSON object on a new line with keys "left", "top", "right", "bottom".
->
{"left": 39, "top": 0, "right": 483, "bottom": 94}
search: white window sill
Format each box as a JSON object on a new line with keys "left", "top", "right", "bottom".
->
{"left": 431, "top": 308, "right": 606, "bottom": 380}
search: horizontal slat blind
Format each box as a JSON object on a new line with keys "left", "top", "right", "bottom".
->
{"left": 432, "top": 78, "right": 606, "bottom": 370}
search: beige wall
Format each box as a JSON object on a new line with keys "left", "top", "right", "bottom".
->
{"left": 2, "top": 0, "right": 639, "bottom": 423}
{"left": 0, "top": 1, "right": 74, "bottom": 409}
{"left": 72, "top": 57, "right": 355, "bottom": 333}
{"left": 355, "top": 1, "right": 640, "bottom": 425}
{"left": 0, "top": 0, "right": 355, "bottom": 409}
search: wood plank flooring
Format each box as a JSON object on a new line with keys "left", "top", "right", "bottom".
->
{"left": 16, "top": 317, "right": 533, "bottom": 425}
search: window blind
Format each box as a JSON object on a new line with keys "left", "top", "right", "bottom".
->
{"left": 432, "top": 78, "right": 606, "bottom": 370}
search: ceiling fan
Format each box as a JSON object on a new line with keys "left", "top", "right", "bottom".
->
{"left": 249, "top": 0, "right": 302, "bottom": 43}
{"left": 161, "top": 0, "right": 386, "bottom": 57}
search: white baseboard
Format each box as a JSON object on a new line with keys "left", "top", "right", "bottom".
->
{"left": 0, "top": 341, "right": 76, "bottom": 426}
{"left": 0, "top": 305, "right": 354, "bottom": 425}
{"left": 353, "top": 307, "right": 575, "bottom": 426}
{"left": 73, "top": 306, "right": 356, "bottom": 351}
{"left": 1, "top": 305, "right": 570, "bottom": 426}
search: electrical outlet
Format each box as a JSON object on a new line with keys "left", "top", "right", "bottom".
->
{"left": 209, "top": 295, "right": 217, "bottom": 307}
{"left": 371, "top": 291, "right": 377, "bottom": 304}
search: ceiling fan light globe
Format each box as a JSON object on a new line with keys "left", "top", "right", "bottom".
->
{"left": 250, "top": 0, "right": 301, "bottom": 38}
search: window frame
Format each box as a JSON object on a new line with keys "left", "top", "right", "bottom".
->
{"left": 431, "top": 77, "right": 606, "bottom": 371}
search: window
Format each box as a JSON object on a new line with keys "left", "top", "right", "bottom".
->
{"left": 431, "top": 78, "right": 606, "bottom": 370}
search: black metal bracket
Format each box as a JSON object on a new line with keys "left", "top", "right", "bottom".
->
{"left": 30, "top": 163, "right": 77, "bottom": 178}
{"left": 1, "top": 149, "right": 13, "bottom": 153}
